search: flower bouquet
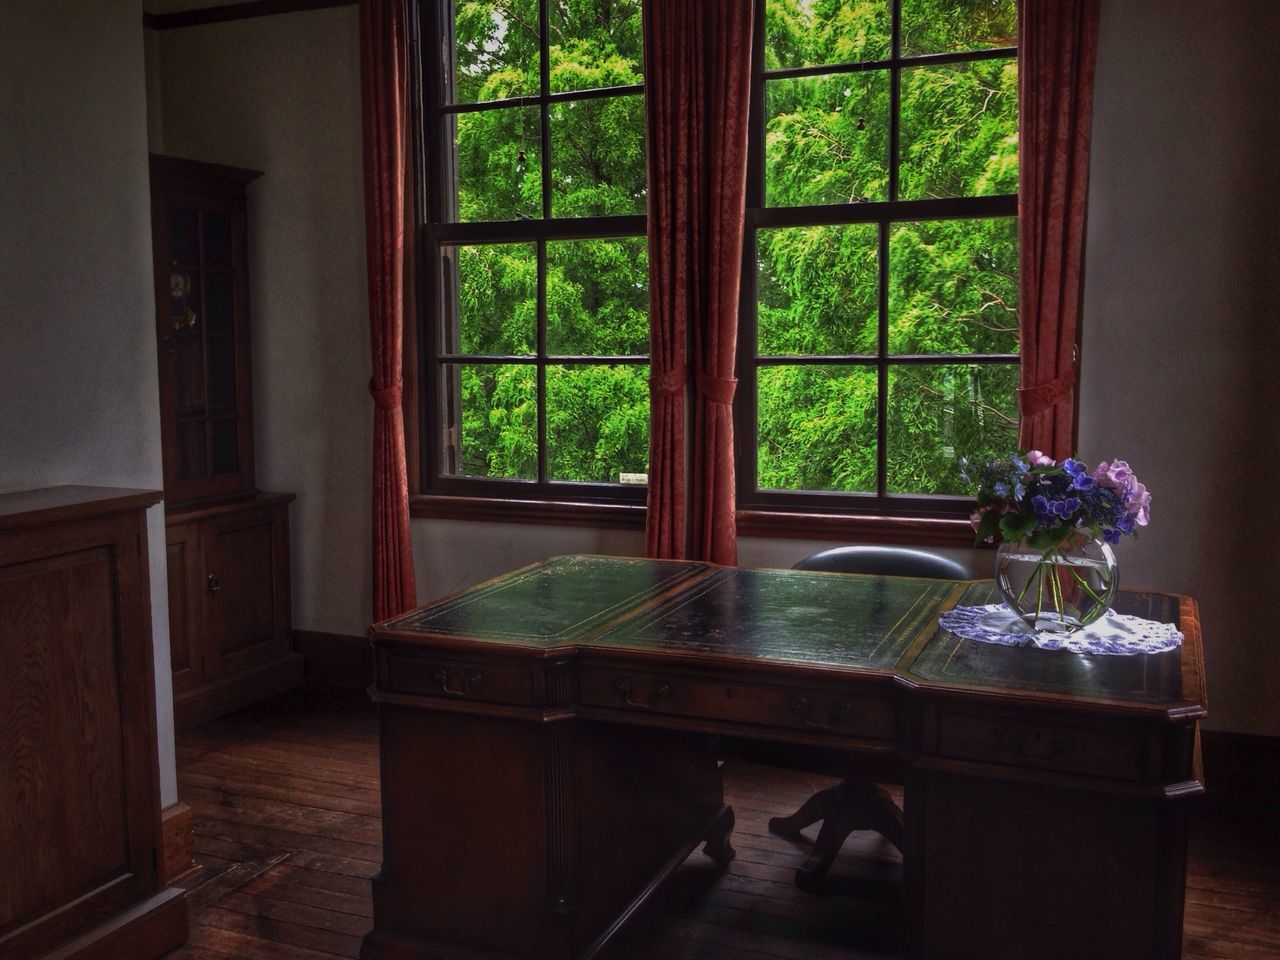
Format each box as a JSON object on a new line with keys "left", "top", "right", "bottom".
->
{"left": 960, "top": 452, "right": 1151, "bottom": 633}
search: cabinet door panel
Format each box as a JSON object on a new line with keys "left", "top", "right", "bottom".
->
{"left": 0, "top": 505, "right": 164, "bottom": 959}
{"left": 204, "top": 505, "right": 290, "bottom": 678}
{"left": 166, "top": 523, "right": 203, "bottom": 694}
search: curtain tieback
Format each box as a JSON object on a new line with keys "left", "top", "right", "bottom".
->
{"left": 370, "top": 377, "right": 404, "bottom": 410}
{"left": 649, "top": 364, "right": 689, "bottom": 398}
{"left": 1017, "top": 370, "right": 1075, "bottom": 417}
{"left": 696, "top": 371, "right": 737, "bottom": 406}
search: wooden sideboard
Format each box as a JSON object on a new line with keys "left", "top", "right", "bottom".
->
{"left": 0, "top": 486, "right": 187, "bottom": 960}
{"left": 361, "top": 555, "right": 1205, "bottom": 960}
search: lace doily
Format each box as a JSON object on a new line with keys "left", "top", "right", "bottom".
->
{"left": 938, "top": 603, "right": 1183, "bottom": 655}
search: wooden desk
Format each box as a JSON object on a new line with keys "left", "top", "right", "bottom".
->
{"left": 360, "top": 556, "right": 1205, "bottom": 960}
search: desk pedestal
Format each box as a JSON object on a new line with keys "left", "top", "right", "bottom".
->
{"left": 361, "top": 704, "right": 727, "bottom": 960}
{"left": 905, "top": 767, "right": 1191, "bottom": 959}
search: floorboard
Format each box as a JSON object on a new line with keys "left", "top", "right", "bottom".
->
{"left": 163, "top": 687, "right": 1280, "bottom": 960}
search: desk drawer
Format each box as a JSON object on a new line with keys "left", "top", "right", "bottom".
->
{"left": 386, "top": 653, "right": 536, "bottom": 707}
{"left": 936, "top": 710, "right": 1144, "bottom": 780}
{"left": 579, "top": 666, "right": 894, "bottom": 741}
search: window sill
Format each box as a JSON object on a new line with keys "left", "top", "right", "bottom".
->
{"left": 409, "top": 493, "right": 645, "bottom": 529}
{"left": 411, "top": 494, "right": 984, "bottom": 547}
{"left": 735, "top": 508, "right": 984, "bottom": 548}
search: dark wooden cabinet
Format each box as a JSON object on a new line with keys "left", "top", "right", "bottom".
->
{"left": 0, "top": 487, "right": 187, "bottom": 960}
{"left": 167, "top": 493, "right": 301, "bottom": 732}
{"left": 150, "top": 156, "right": 302, "bottom": 728}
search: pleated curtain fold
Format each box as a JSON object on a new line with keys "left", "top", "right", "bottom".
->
{"left": 360, "top": 0, "right": 417, "bottom": 619}
{"left": 1016, "top": 0, "right": 1101, "bottom": 459}
{"left": 642, "top": 0, "right": 754, "bottom": 565}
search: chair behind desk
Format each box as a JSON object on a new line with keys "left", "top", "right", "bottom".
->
{"left": 737, "top": 546, "right": 977, "bottom": 893}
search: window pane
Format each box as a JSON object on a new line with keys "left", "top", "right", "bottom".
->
{"left": 550, "top": 94, "right": 645, "bottom": 217}
{"left": 211, "top": 418, "right": 238, "bottom": 474}
{"left": 766, "top": 71, "right": 890, "bottom": 207}
{"left": 547, "top": 364, "right": 649, "bottom": 482}
{"left": 446, "top": 362, "right": 537, "bottom": 479}
{"left": 203, "top": 212, "right": 232, "bottom": 267}
{"left": 898, "top": 58, "right": 1017, "bottom": 200}
{"left": 448, "top": 242, "right": 537, "bottom": 355}
{"left": 205, "top": 272, "right": 233, "bottom": 335}
{"left": 886, "top": 363, "right": 1018, "bottom": 493}
{"left": 549, "top": 0, "right": 643, "bottom": 94}
{"left": 451, "top": 0, "right": 539, "bottom": 104}
{"left": 758, "top": 224, "right": 878, "bottom": 355}
{"left": 900, "top": 0, "right": 1016, "bottom": 57}
{"left": 765, "top": 0, "right": 890, "bottom": 69}
{"left": 547, "top": 238, "right": 648, "bottom": 356}
{"left": 455, "top": 106, "right": 542, "bottom": 221}
{"left": 757, "top": 365, "right": 877, "bottom": 492}
{"left": 889, "top": 218, "right": 1018, "bottom": 355}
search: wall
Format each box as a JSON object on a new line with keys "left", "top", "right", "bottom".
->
{"left": 0, "top": 0, "right": 178, "bottom": 804}
{"left": 1078, "top": 0, "right": 1280, "bottom": 736}
{"left": 152, "top": 5, "right": 374, "bottom": 635}
{"left": 150, "top": 1, "right": 1279, "bottom": 736}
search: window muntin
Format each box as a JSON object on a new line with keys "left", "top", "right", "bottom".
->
{"left": 741, "top": 0, "right": 1020, "bottom": 510}
{"left": 425, "top": 0, "right": 648, "bottom": 498}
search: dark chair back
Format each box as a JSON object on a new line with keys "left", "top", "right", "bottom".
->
{"left": 793, "top": 545, "right": 978, "bottom": 581}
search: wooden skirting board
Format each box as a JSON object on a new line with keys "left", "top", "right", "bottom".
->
{"left": 161, "top": 802, "right": 197, "bottom": 885}
{"left": 1200, "top": 730, "right": 1280, "bottom": 800}
{"left": 293, "top": 630, "right": 373, "bottom": 690}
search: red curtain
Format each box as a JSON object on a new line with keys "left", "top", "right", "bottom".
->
{"left": 643, "top": 0, "right": 754, "bottom": 565}
{"left": 1016, "top": 0, "right": 1101, "bottom": 459}
{"left": 360, "top": 0, "right": 417, "bottom": 619}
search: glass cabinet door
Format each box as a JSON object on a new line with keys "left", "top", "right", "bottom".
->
{"left": 151, "top": 157, "right": 260, "bottom": 506}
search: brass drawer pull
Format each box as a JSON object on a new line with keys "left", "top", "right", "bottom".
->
{"left": 1003, "top": 726, "right": 1074, "bottom": 763}
{"left": 790, "top": 696, "right": 853, "bottom": 730}
{"left": 615, "top": 677, "right": 671, "bottom": 709}
{"left": 432, "top": 667, "right": 483, "bottom": 698}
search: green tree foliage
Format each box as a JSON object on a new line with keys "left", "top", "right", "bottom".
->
{"left": 449, "top": 0, "right": 1018, "bottom": 493}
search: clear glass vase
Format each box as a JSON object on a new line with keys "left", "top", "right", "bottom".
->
{"left": 995, "top": 536, "right": 1117, "bottom": 634}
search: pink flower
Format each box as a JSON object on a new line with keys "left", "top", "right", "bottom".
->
{"left": 1027, "top": 450, "right": 1055, "bottom": 467}
{"left": 969, "top": 511, "right": 983, "bottom": 531}
{"left": 1092, "top": 459, "right": 1134, "bottom": 492}
{"left": 1128, "top": 481, "right": 1151, "bottom": 526}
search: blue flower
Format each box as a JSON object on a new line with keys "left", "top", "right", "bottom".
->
{"left": 1012, "top": 458, "right": 1030, "bottom": 474}
{"left": 1013, "top": 481, "right": 1026, "bottom": 501}
{"left": 1031, "top": 495, "right": 1051, "bottom": 515}
{"left": 993, "top": 481, "right": 1010, "bottom": 497}
{"left": 1071, "top": 473, "right": 1096, "bottom": 491}
{"left": 1104, "top": 528, "right": 1122, "bottom": 544}
{"left": 1063, "top": 497, "right": 1082, "bottom": 515}
{"left": 1116, "top": 515, "right": 1136, "bottom": 534}
{"left": 1063, "top": 458, "right": 1087, "bottom": 477}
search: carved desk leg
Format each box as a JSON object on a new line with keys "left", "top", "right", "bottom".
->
{"left": 769, "top": 778, "right": 902, "bottom": 894}
{"left": 702, "top": 805, "right": 737, "bottom": 867}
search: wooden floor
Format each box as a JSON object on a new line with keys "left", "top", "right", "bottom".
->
{"left": 165, "top": 688, "right": 1280, "bottom": 960}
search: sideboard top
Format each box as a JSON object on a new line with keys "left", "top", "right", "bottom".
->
{"left": 0, "top": 485, "right": 162, "bottom": 533}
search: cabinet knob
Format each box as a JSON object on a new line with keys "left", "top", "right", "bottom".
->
{"left": 207, "top": 573, "right": 222, "bottom": 594}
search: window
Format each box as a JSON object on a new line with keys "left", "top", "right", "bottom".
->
{"left": 419, "top": 0, "right": 649, "bottom": 503}
{"left": 737, "top": 0, "right": 1019, "bottom": 517}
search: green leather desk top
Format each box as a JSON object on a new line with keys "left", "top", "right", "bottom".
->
{"left": 377, "top": 555, "right": 1203, "bottom": 714}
